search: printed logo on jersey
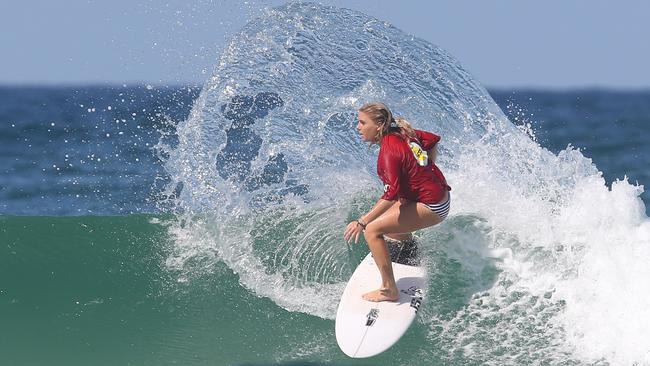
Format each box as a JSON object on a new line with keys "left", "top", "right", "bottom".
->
{"left": 409, "top": 141, "right": 428, "bottom": 167}
{"left": 384, "top": 184, "right": 390, "bottom": 192}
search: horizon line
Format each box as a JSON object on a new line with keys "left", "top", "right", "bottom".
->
{"left": 1, "top": 81, "right": 649, "bottom": 93}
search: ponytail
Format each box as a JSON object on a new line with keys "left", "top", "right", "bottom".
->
{"left": 394, "top": 116, "right": 416, "bottom": 141}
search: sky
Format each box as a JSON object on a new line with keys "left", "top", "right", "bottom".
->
{"left": 1, "top": 0, "right": 649, "bottom": 89}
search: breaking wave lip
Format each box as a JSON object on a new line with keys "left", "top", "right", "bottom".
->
{"left": 158, "top": 2, "right": 649, "bottom": 364}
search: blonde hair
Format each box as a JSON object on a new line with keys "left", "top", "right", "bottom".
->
{"left": 359, "top": 102, "right": 416, "bottom": 143}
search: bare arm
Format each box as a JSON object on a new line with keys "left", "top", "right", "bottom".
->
{"left": 345, "top": 144, "right": 402, "bottom": 244}
{"left": 360, "top": 199, "right": 395, "bottom": 225}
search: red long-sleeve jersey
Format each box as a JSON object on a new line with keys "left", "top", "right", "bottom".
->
{"left": 377, "top": 130, "right": 450, "bottom": 204}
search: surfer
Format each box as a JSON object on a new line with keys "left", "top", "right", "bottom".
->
{"left": 344, "top": 102, "right": 451, "bottom": 302}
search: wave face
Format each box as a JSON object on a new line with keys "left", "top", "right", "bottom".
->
{"left": 160, "top": 2, "right": 650, "bottom": 364}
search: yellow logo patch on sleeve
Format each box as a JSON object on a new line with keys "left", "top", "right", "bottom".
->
{"left": 409, "top": 142, "right": 428, "bottom": 167}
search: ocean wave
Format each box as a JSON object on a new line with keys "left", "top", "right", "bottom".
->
{"left": 161, "top": 3, "right": 649, "bottom": 364}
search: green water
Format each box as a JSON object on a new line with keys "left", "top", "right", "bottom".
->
{"left": 1, "top": 216, "right": 444, "bottom": 366}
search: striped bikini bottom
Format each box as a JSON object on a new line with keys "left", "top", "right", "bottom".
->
{"left": 422, "top": 194, "right": 451, "bottom": 220}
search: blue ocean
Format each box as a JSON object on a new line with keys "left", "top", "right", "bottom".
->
{"left": 2, "top": 3, "right": 649, "bottom": 365}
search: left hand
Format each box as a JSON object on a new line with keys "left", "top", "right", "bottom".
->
{"left": 344, "top": 220, "right": 364, "bottom": 245}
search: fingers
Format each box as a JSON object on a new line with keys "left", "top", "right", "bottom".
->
{"left": 347, "top": 230, "right": 358, "bottom": 244}
{"left": 343, "top": 221, "right": 364, "bottom": 245}
{"left": 344, "top": 223, "right": 352, "bottom": 243}
{"left": 344, "top": 223, "right": 355, "bottom": 243}
{"left": 344, "top": 230, "right": 352, "bottom": 243}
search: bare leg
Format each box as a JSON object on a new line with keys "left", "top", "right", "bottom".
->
{"left": 381, "top": 201, "right": 413, "bottom": 242}
{"left": 362, "top": 199, "right": 445, "bottom": 302}
{"left": 384, "top": 232, "right": 413, "bottom": 241}
{"left": 363, "top": 231, "right": 398, "bottom": 301}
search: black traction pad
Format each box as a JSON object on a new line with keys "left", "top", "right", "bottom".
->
{"left": 386, "top": 238, "right": 420, "bottom": 266}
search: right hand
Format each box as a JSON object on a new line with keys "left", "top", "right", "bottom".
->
{"left": 344, "top": 220, "right": 364, "bottom": 245}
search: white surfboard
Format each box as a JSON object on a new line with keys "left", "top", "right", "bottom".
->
{"left": 335, "top": 251, "right": 426, "bottom": 358}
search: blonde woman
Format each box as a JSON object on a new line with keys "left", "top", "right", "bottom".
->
{"left": 344, "top": 102, "right": 451, "bottom": 302}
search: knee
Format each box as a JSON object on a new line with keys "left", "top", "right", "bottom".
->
{"left": 363, "top": 222, "right": 384, "bottom": 241}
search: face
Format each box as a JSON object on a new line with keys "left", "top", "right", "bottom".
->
{"left": 357, "top": 111, "right": 381, "bottom": 142}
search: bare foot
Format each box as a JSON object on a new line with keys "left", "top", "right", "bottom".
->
{"left": 362, "top": 288, "right": 399, "bottom": 302}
